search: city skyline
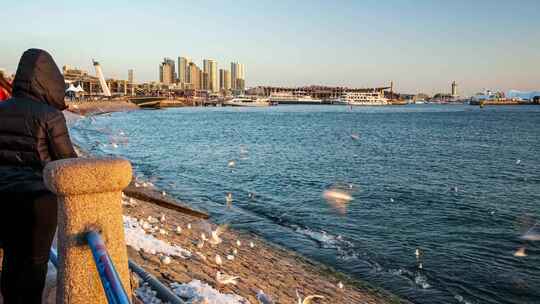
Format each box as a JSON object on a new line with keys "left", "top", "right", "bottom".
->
{"left": 1, "top": 1, "right": 539, "bottom": 95}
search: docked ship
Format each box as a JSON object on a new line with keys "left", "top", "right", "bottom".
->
{"left": 223, "top": 96, "right": 270, "bottom": 107}
{"left": 269, "top": 92, "right": 322, "bottom": 105}
{"left": 322, "top": 97, "right": 348, "bottom": 105}
{"left": 342, "top": 91, "right": 388, "bottom": 106}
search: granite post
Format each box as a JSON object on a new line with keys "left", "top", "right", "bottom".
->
{"left": 43, "top": 157, "right": 132, "bottom": 303}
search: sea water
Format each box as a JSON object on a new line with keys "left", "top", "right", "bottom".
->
{"left": 71, "top": 105, "right": 540, "bottom": 304}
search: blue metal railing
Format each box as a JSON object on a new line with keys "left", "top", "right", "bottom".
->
{"left": 86, "top": 230, "right": 131, "bottom": 304}
{"left": 49, "top": 231, "right": 130, "bottom": 304}
{"left": 49, "top": 230, "right": 185, "bottom": 304}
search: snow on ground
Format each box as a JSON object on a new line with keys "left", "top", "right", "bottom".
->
{"left": 135, "top": 279, "right": 253, "bottom": 304}
{"left": 171, "top": 280, "right": 249, "bottom": 304}
{"left": 123, "top": 215, "right": 191, "bottom": 258}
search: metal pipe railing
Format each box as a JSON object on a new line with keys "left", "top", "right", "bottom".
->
{"left": 49, "top": 247, "right": 58, "bottom": 268}
{"left": 128, "top": 260, "right": 185, "bottom": 304}
{"left": 86, "top": 230, "right": 131, "bottom": 304}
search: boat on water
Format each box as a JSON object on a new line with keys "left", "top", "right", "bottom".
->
{"left": 269, "top": 92, "right": 322, "bottom": 105}
{"left": 323, "top": 97, "right": 348, "bottom": 105}
{"left": 223, "top": 96, "right": 270, "bottom": 107}
{"left": 343, "top": 91, "right": 388, "bottom": 106}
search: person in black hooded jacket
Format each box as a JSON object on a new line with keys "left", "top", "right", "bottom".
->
{"left": 0, "top": 49, "right": 77, "bottom": 303}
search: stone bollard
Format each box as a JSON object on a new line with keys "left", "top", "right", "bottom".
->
{"left": 43, "top": 157, "right": 133, "bottom": 304}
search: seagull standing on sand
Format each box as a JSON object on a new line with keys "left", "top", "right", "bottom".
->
{"left": 209, "top": 224, "right": 228, "bottom": 246}
{"left": 216, "top": 272, "right": 239, "bottom": 285}
{"left": 215, "top": 254, "right": 223, "bottom": 266}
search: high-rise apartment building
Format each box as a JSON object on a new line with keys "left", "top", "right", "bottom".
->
{"left": 203, "top": 59, "right": 218, "bottom": 92}
{"left": 188, "top": 62, "right": 202, "bottom": 90}
{"left": 230, "top": 62, "right": 245, "bottom": 92}
{"left": 178, "top": 57, "right": 191, "bottom": 85}
{"left": 128, "top": 69, "right": 134, "bottom": 84}
{"left": 219, "top": 69, "right": 231, "bottom": 91}
{"left": 159, "top": 58, "right": 175, "bottom": 85}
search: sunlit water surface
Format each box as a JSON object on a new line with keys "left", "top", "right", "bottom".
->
{"left": 71, "top": 105, "right": 540, "bottom": 304}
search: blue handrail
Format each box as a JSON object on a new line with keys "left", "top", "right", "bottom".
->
{"left": 49, "top": 247, "right": 58, "bottom": 268}
{"left": 49, "top": 231, "right": 130, "bottom": 304}
{"left": 86, "top": 230, "right": 131, "bottom": 304}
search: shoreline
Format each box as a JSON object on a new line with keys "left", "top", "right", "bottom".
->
{"left": 68, "top": 100, "right": 409, "bottom": 303}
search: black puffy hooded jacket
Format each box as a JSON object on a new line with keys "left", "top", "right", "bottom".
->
{"left": 0, "top": 48, "right": 77, "bottom": 193}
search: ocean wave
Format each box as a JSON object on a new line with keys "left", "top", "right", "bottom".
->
{"left": 389, "top": 268, "right": 431, "bottom": 289}
{"left": 291, "top": 226, "right": 361, "bottom": 261}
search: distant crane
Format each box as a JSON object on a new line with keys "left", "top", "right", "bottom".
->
{"left": 93, "top": 59, "right": 112, "bottom": 97}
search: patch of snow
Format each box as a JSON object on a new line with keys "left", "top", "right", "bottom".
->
{"left": 123, "top": 215, "right": 191, "bottom": 258}
{"left": 170, "top": 280, "right": 249, "bottom": 304}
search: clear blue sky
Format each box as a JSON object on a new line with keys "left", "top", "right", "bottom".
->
{"left": 1, "top": 0, "right": 539, "bottom": 95}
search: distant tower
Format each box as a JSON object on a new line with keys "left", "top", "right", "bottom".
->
{"left": 451, "top": 81, "right": 458, "bottom": 97}
{"left": 93, "top": 60, "right": 111, "bottom": 97}
{"left": 128, "top": 69, "right": 134, "bottom": 84}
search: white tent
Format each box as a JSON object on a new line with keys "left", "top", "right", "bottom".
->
{"left": 66, "top": 84, "right": 77, "bottom": 93}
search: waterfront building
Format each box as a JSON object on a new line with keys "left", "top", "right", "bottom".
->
{"left": 249, "top": 85, "right": 391, "bottom": 100}
{"left": 230, "top": 62, "right": 245, "bottom": 92}
{"left": 188, "top": 62, "right": 202, "bottom": 90}
{"left": 159, "top": 58, "right": 175, "bottom": 85}
{"left": 63, "top": 65, "right": 130, "bottom": 97}
{"left": 203, "top": 59, "right": 218, "bottom": 92}
{"left": 219, "top": 69, "right": 231, "bottom": 91}
{"left": 178, "top": 56, "right": 191, "bottom": 85}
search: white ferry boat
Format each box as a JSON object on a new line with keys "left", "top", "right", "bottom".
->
{"left": 269, "top": 92, "right": 322, "bottom": 105}
{"left": 343, "top": 91, "right": 388, "bottom": 106}
{"left": 323, "top": 97, "right": 348, "bottom": 105}
{"left": 223, "top": 96, "right": 270, "bottom": 107}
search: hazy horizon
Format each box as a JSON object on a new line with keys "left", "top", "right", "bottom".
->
{"left": 1, "top": 0, "right": 539, "bottom": 96}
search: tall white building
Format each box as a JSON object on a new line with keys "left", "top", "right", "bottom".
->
{"left": 203, "top": 59, "right": 218, "bottom": 92}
